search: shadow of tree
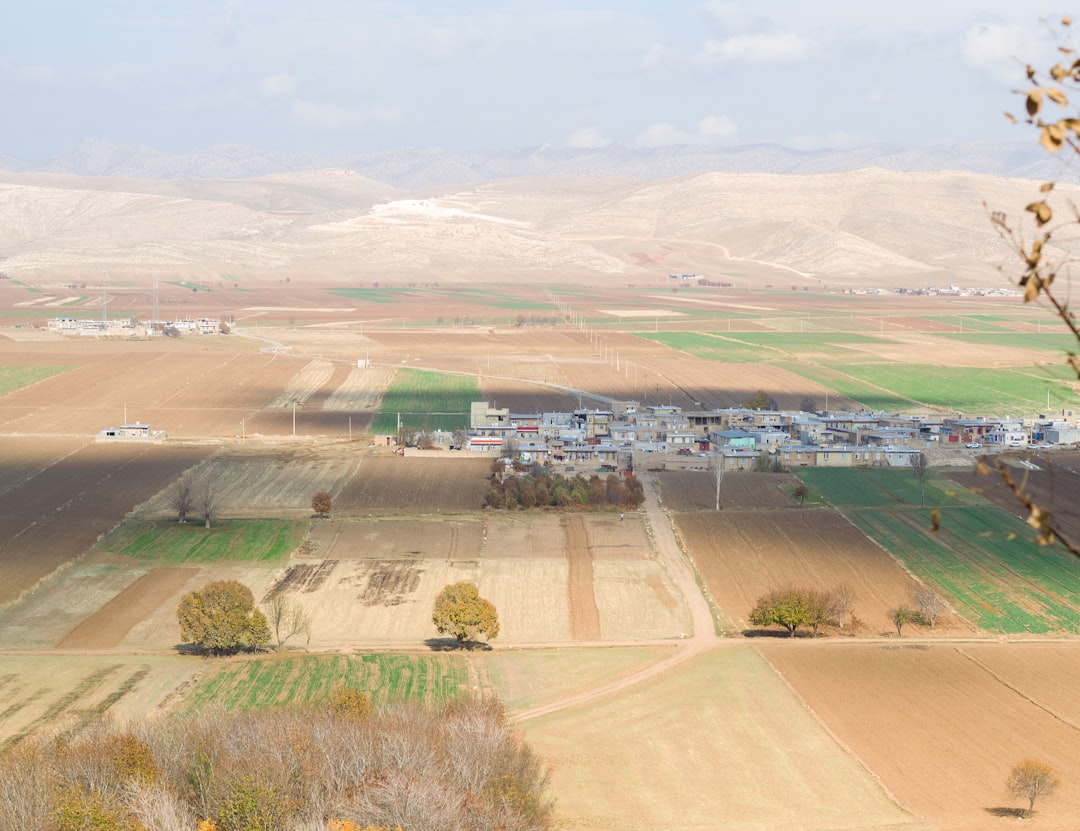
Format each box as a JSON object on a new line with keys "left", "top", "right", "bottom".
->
{"left": 741, "top": 628, "right": 815, "bottom": 639}
{"left": 985, "top": 806, "right": 1027, "bottom": 818}
{"left": 424, "top": 637, "right": 493, "bottom": 652}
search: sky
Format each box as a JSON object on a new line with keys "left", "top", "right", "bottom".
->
{"left": 0, "top": 1, "right": 1074, "bottom": 160}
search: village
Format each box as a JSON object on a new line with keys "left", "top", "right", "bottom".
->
{"left": 453, "top": 399, "right": 1080, "bottom": 471}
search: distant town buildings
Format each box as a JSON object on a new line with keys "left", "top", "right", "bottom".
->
{"left": 455, "top": 401, "right": 1078, "bottom": 472}
{"left": 46, "top": 317, "right": 222, "bottom": 337}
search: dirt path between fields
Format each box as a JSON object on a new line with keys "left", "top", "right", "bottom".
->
{"left": 564, "top": 515, "right": 601, "bottom": 640}
{"left": 515, "top": 472, "right": 718, "bottom": 721}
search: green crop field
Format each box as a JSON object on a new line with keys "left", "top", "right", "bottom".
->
{"left": 0, "top": 365, "right": 73, "bottom": 397}
{"left": 800, "top": 468, "right": 1080, "bottom": 633}
{"left": 939, "top": 332, "right": 1080, "bottom": 353}
{"left": 825, "top": 364, "right": 1076, "bottom": 413}
{"left": 372, "top": 368, "right": 478, "bottom": 433}
{"left": 164, "top": 279, "right": 214, "bottom": 292}
{"left": 796, "top": 468, "right": 984, "bottom": 509}
{"left": 846, "top": 507, "right": 1080, "bottom": 633}
{"left": 640, "top": 333, "right": 765, "bottom": 362}
{"left": 326, "top": 287, "right": 418, "bottom": 304}
{"left": 182, "top": 653, "right": 469, "bottom": 711}
{"left": 779, "top": 362, "right": 1076, "bottom": 414}
{"left": 640, "top": 331, "right": 891, "bottom": 363}
{"left": 102, "top": 519, "right": 304, "bottom": 564}
{"left": 920, "top": 315, "right": 1011, "bottom": 332}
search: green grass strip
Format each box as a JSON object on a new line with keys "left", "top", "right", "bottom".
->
{"left": 183, "top": 653, "right": 469, "bottom": 712}
{"left": 373, "top": 368, "right": 478, "bottom": 434}
{"left": 103, "top": 519, "right": 304, "bottom": 564}
{"left": 0, "top": 365, "right": 73, "bottom": 397}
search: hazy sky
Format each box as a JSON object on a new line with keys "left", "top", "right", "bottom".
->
{"left": 0, "top": 1, "right": 1073, "bottom": 159}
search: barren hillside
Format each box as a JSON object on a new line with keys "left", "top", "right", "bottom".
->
{"left": 0, "top": 167, "right": 1068, "bottom": 287}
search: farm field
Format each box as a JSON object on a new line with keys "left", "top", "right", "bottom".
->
{"left": 945, "top": 451, "right": 1080, "bottom": 546}
{"left": 334, "top": 455, "right": 492, "bottom": 513}
{"left": 0, "top": 654, "right": 200, "bottom": 750}
{"left": 266, "top": 510, "right": 688, "bottom": 647}
{"left": 803, "top": 468, "right": 1080, "bottom": 633}
{"left": 674, "top": 507, "right": 959, "bottom": 636}
{"left": 2, "top": 276, "right": 1080, "bottom": 830}
{"left": 138, "top": 440, "right": 366, "bottom": 519}
{"left": 520, "top": 645, "right": 930, "bottom": 831}
{"left": 762, "top": 642, "right": 1080, "bottom": 830}
{"left": 181, "top": 652, "right": 471, "bottom": 711}
{"left": 656, "top": 469, "right": 798, "bottom": 511}
{"left": 371, "top": 366, "right": 479, "bottom": 433}
{"left": 0, "top": 438, "right": 214, "bottom": 604}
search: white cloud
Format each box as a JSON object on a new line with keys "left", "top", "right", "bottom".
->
{"left": 634, "top": 116, "right": 738, "bottom": 147}
{"left": 17, "top": 65, "right": 57, "bottom": 84}
{"left": 290, "top": 100, "right": 401, "bottom": 131}
{"left": 961, "top": 22, "right": 1050, "bottom": 85}
{"left": 566, "top": 127, "right": 610, "bottom": 148}
{"left": 290, "top": 100, "right": 358, "bottom": 131}
{"left": 697, "top": 31, "right": 814, "bottom": 64}
{"left": 697, "top": 115, "right": 737, "bottom": 140}
{"left": 259, "top": 73, "right": 296, "bottom": 97}
{"left": 639, "top": 43, "right": 664, "bottom": 70}
{"left": 636, "top": 122, "right": 691, "bottom": 147}
{"left": 702, "top": 2, "right": 769, "bottom": 36}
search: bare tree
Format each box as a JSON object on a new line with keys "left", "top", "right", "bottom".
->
{"left": 168, "top": 480, "right": 193, "bottom": 524}
{"left": 198, "top": 482, "right": 218, "bottom": 529}
{"left": 911, "top": 450, "right": 929, "bottom": 507}
{"left": 911, "top": 584, "right": 947, "bottom": 628}
{"left": 710, "top": 453, "right": 725, "bottom": 511}
{"left": 263, "top": 593, "right": 311, "bottom": 650}
{"left": 826, "top": 584, "right": 856, "bottom": 629}
{"left": 1006, "top": 759, "right": 1060, "bottom": 817}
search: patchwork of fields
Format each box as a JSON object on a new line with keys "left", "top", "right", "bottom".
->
{"left": 2, "top": 285, "right": 1080, "bottom": 831}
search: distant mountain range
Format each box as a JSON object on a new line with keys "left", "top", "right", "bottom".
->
{"left": 0, "top": 139, "right": 1071, "bottom": 189}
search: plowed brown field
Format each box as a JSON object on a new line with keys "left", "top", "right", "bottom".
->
{"left": 657, "top": 469, "right": 798, "bottom": 511}
{"left": 0, "top": 439, "right": 213, "bottom": 603}
{"left": 0, "top": 346, "right": 313, "bottom": 437}
{"left": 675, "top": 507, "right": 968, "bottom": 636}
{"left": 334, "top": 456, "right": 492, "bottom": 513}
{"left": 762, "top": 642, "right": 1080, "bottom": 830}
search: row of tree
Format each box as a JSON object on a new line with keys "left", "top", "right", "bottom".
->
{"left": 177, "top": 580, "right": 499, "bottom": 655}
{"left": 0, "top": 695, "right": 551, "bottom": 831}
{"left": 748, "top": 584, "right": 948, "bottom": 638}
{"left": 485, "top": 472, "right": 644, "bottom": 510}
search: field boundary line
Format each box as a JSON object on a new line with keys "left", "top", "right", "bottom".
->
{"left": 754, "top": 645, "right": 927, "bottom": 825}
{"left": 955, "top": 646, "right": 1080, "bottom": 733}
{"left": 834, "top": 506, "right": 980, "bottom": 635}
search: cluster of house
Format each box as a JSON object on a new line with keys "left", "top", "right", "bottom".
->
{"left": 454, "top": 401, "right": 1080, "bottom": 472}
{"left": 47, "top": 317, "right": 220, "bottom": 336}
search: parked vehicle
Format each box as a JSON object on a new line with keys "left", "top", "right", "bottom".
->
{"left": 965, "top": 442, "right": 982, "bottom": 449}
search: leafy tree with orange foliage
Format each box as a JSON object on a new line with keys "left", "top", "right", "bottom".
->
{"left": 432, "top": 582, "right": 500, "bottom": 645}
